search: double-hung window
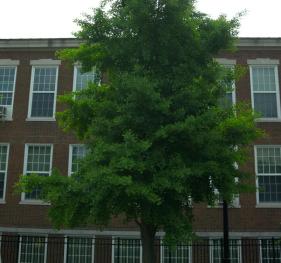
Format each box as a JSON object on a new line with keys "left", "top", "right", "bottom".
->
{"left": 18, "top": 236, "right": 47, "bottom": 263}
{"left": 68, "top": 145, "right": 87, "bottom": 176}
{"left": 249, "top": 59, "right": 280, "bottom": 119}
{"left": 211, "top": 239, "right": 241, "bottom": 263}
{"left": 0, "top": 144, "right": 9, "bottom": 201}
{"left": 65, "top": 236, "right": 94, "bottom": 263}
{"left": 28, "top": 60, "right": 60, "bottom": 120}
{"left": 0, "top": 59, "right": 19, "bottom": 120}
{"left": 255, "top": 146, "right": 281, "bottom": 205}
{"left": 216, "top": 58, "right": 236, "bottom": 108}
{"left": 113, "top": 238, "right": 141, "bottom": 263}
{"left": 22, "top": 144, "right": 53, "bottom": 202}
{"left": 73, "top": 66, "right": 98, "bottom": 91}
{"left": 162, "top": 243, "right": 191, "bottom": 263}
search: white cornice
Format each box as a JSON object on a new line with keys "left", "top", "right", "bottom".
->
{"left": 1, "top": 38, "right": 281, "bottom": 49}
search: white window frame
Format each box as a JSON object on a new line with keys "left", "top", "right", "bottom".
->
{"left": 248, "top": 59, "right": 281, "bottom": 121}
{"left": 0, "top": 143, "right": 9, "bottom": 203}
{"left": 68, "top": 144, "right": 86, "bottom": 176}
{"left": 27, "top": 59, "right": 60, "bottom": 121}
{"left": 73, "top": 65, "right": 98, "bottom": 92}
{"left": 18, "top": 235, "right": 48, "bottom": 263}
{"left": 20, "top": 144, "right": 53, "bottom": 205}
{"left": 254, "top": 145, "right": 281, "bottom": 208}
{"left": 112, "top": 237, "right": 142, "bottom": 263}
{"left": 209, "top": 238, "right": 242, "bottom": 263}
{"left": 160, "top": 240, "right": 192, "bottom": 263}
{"left": 63, "top": 235, "right": 95, "bottom": 263}
{"left": 0, "top": 59, "right": 19, "bottom": 121}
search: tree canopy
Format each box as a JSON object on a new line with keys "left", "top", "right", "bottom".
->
{"left": 17, "top": 0, "right": 263, "bottom": 262}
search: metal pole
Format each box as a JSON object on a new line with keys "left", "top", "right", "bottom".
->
{"left": 223, "top": 200, "right": 230, "bottom": 263}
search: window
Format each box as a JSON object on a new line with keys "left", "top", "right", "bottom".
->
{"left": 213, "top": 190, "right": 240, "bottom": 208}
{"left": 210, "top": 174, "right": 240, "bottom": 208}
{"left": 65, "top": 237, "right": 93, "bottom": 263}
{"left": 261, "top": 239, "right": 281, "bottom": 263}
{"left": 113, "top": 238, "right": 141, "bottom": 263}
{"left": 0, "top": 60, "right": 18, "bottom": 120}
{"left": 211, "top": 239, "right": 241, "bottom": 263}
{"left": 22, "top": 144, "right": 53, "bottom": 201}
{"left": 28, "top": 59, "right": 60, "bottom": 120}
{"left": 249, "top": 59, "right": 280, "bottom": 119}
{"left": 0, "top": 144, "right": 9, "bottom": 201}
{"left": 73, "top": 66, "right": 98, "bottom": 91}
{"left": 69, "top": 145, "right": 87, "bottom": 175}
{"left": 255, "top": 146, "right": 281, "bottom": 204}
{"left": 216, "top": 59, "right": 236, "bottom": 108}
{"left": 18, "top": 236, "right": 47, "bottom": 263}
{"left": 162, "top": 243, "right": 191, "bottom": 263}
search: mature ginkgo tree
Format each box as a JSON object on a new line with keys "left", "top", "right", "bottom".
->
{"left": 17, "top": 0, "right": 263, "bottom": 262}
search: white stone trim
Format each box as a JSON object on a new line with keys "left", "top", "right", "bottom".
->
{"left": 0, "top": 59, "right": 20, "bottom": 66}
{"left": 30, "top": 59, "right": 61, "bottom": 66}
{"left": 0, "top": 227, "right": 281, "bottom": 238}
{"left": 215, "top": 58, "right": 236, "bottom": 65}
{"left": 247, "top": 58, "right": 279, "bottom": 65}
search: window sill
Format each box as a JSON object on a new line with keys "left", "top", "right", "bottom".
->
{"left": 0, "top": 200, "right": 6, "bottom": 204}
{"left": 255, "top": 203, "right": 281, "bottom": 208}
{"left": 256, "top": 118, "right": 281, "bottom": 122}
{"left": 26, "top": 117, "right": 56, "bottom": 122}
{"left": 207, "top": 205, "right": 241, "bottom": 209}
{"left": 19, "top": 200, "right": 50, "bottom": 206}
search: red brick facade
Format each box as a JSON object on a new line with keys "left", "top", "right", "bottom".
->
{"left": 0, "top": 38, "right": 281, "bottom": 240}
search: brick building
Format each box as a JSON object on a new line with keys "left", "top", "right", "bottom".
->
{"left": 0, "top": 38, "right": 281, "bottom": 262}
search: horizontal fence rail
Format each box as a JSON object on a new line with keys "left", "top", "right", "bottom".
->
{"left": 0, "top": 235, "right": 280, "bottom": 262}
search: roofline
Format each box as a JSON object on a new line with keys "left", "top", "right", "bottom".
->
{"left": 0, "top": 38, "right": 82, "bottom": 48}
{"left": 1, "top": 37, "right": 281, "bottom": 48}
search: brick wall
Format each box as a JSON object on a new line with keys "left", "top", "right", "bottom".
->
{"left": 0, "top": 45, "right": 281, "bottom": 233}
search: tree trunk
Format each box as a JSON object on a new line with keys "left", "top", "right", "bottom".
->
{"left": 140, "top": 223, "right": 157, "bottom": 263}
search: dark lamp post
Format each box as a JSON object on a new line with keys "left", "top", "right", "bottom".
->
{"left": 223, "top": 200, "right": 230, "bottom": 263}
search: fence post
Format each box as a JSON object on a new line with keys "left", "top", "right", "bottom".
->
{"left": 220, "top": 238, "right": 224, "bottom": 263}
{"left": 168, "top": 245, "right": 172, "bottom": 263}
{"left": 272, "top": 238, "right": 276, "bottom": 263}
{"left": 117, "top": 237, "right": 120, "bottom": 263}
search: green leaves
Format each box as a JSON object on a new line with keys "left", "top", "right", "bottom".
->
{"left": 17, "top": 0, "right": 263, "bottom": 245}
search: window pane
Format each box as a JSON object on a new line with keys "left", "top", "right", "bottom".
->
{"left": 163, "top": 244, "right": 190, "bottom": 263}
{"left": 0, "top": 92, "right": 12, "bottom": 106}
{"left": 33, "top": 67, "right": 57, "bottom": 92}
{"left": 256, "top": 147, "right": 281, "bottom": 174}
{"left": 114, "top": 239, "right": 140, "bottom": 263}
{"left": 0, "top": 145, "right": 8, "bottom": 199}
{"left": 252, "top": 67, "right": 276, "bottom": 92}
{"left": 25, "top": 145, "right": 51, "bottom": 200}
{"left": 20, "top": 236, "right": 46, "bottom": 263}
{"left": 261, "top": 240, "right": 281, "bottom": 263}
{"left": 258, "top": 175, "right": 281, "bottom": 202}
{"left": 76, "top": 68, "right": 97, "bottom": 91}
{"left": 31, "top": 93, "right": 54, "bottom": 117}
{"left": 212, "top": 240, "right": 241, "bottom": 263}
{"left": 0, "top": 67, "right": 16, "bottom": 92}
{"left": 67, "top": 237, "right": 93, "bottom": 263}
{"left": 254, "top": 93, "right": 277, "bottom": 118}
{"left": 71, "top": 145, "right": 86, "bottom": 174}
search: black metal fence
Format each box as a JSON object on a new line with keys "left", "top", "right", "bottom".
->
{"left": 0, "top": 235, "right": 280, "bottom": 262}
